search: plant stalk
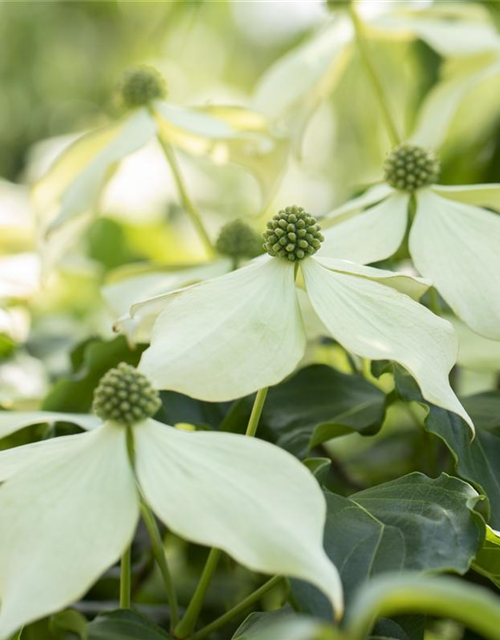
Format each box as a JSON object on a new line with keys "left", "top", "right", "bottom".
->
{"left": 119, "top": 546, "right": 132, "bottom": 609}
{"left": 349, "top": 4, "right": 401, "bottom": 146}
{"left": 191, "top": 576, "right": 283, "bottom": 640}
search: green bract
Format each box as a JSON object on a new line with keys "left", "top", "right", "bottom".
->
{"left": 117, "top": 66, "right": 167, "bottom": 109}
{"left": 92, "top": 363, "right": 161, "bottom": 426}
{"left": 263, "top": 206, "right": 324, "bottom": 261}
{"left": 384, "top": 144, "right": 440, "bottom": 191}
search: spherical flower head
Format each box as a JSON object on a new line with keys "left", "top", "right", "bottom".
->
{"left": 93, "top": 362, "right": 161, "bottom": 426}
{"left": 263, "top": 206, "right": 324, "bottom": 262}
{"left": 215, "top": 220, "right": 263, "bottom": 260}
{"left": 117, "top": 66, "right": 166, "bottom": 109}
{"left": 384, "top": 143, "right": 440, "bottom": 192}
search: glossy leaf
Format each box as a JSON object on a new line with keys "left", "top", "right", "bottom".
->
{"left": 294, "top": 473, "right": 483, "bottom": 617}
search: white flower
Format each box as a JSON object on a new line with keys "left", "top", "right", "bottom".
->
{"left": 319, "top": 143, "right": 500, "bottom": 341}
{"left": 0, "top": 363, "right": 342, "bottom": 638}
{"left": 134, "top": 206, "right": 472, "bottom": 432}
{"left": 32, "top": 67, "right": 285, "bottom": 268}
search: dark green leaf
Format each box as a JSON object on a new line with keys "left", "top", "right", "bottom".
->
{"left": 42, "top": 336, "right": 145, "bottom": 413}
{"left": 473, "top": 526, "right": 500, "bottom": 589}
{"left": 156, "top": 390, "right": 232, "bottom": 430}
{"left": 49, "top": 609, "right": 88, "bottom": 639}
{"left": 304, "top": 458, "right": 332, "bottom": 486}
{"left": 294, "top": 473, "right": 483, "bottom": 617}
{"left": 259, "top": 365, "right": 387, "bottom": 457}
{"left": 87, "top": 610, "right": 173, "bottom": 640}
{"left": 394, "top": 368, "right": 500, "bottom": 528}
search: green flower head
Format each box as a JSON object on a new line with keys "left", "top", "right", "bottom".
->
{"left": 117, "top": 65, "right": 167, "bottom": 109}
{"left": 263, "top": 206, "right": 324, "bottom": 262}
{"left": 384, "top": 143, "right": 440, "bottom": 192}
{"left": 215, "top": 220, "right": 264, "bottom": 260}
{"left": 93, "top": 362, "right": 161, "bottom": 426}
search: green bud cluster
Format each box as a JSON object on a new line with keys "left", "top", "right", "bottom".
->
{"left": 263, "top": 206, "right": 324, "bottom": 262}
{"left": 93, "top": 363, "right": 161, "bottom": 426}
{"left": 215, "top": 220, "right": 263, "bottom": 260}
{"left": 118, "top": 66, "right": 166, "bottom": 109}
{"left": 384, "top": 143, "right": 440, "bottom": 191}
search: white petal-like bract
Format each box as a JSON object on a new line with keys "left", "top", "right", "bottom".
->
{"left": 410, "top": 189, "right": 500, "bottom": 340}
{"left": 0, "top": 423, "right": 139, "bottom": 639}
{"left": 135, "top": 420, "right": 344, "bottom": 617}
{"left": 433, "top": 183, "right": 500, "bottom": 211}
{"left": 320, "top": 192, "right": 408, "bottom": 264}
{"left": 35, "top": 109, "right": 157, "bottom": 236}
{"left": 0, "top": 411, "right": 100, "bottom": 441}
{"left": 302, "top": 258, "right": 472, "bottom": 431}
{"left": 139, "top": 257, "right": 306, "bottom": 401}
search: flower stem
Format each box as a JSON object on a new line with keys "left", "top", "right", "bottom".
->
{"left": 140, "top": 500, "right": 180, "bottom": 630}
{"left": 156, "top": 134, "right": 215, "bottom": 257}
{"left": 348, "top": 4, "right": 401, "bottom": 146}
{"left": 174, "top": 548, "right": 222, "bottom": 639}
{"left": 191, "top": 576, "right": 283, "bottom": 640}
{"left": 119, "top": 546, "right": 132, "bottom": 609}
{"left": 245, "top": 387, "right": 269, "bottom": 437}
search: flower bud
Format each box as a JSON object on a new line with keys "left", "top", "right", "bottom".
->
{"left": 117, "top": 65, "right": 166, "bottom": 109}
{"left": 93, "top": 362, "right": 161, "bottom": 426}
{"left": 263, "top": 206, "right": 324, "bottom": 262}
{"left": 384, "top": 143, "right": 440, "bottom": 192}
{"left": 215, "top": 220, "right": 264, "bottom": 260}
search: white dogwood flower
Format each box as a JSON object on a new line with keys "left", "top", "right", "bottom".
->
{"left": 33, "top": 66, "right": 285, "bottom": 267}
{"left": 0, "top": 363, "right": 342, "bottom": 638}
{"left": 319, "top": 143, "right": 500, "bottom": 340}
{"left": 135, "top": 206, "right": 472, "bottom": 433}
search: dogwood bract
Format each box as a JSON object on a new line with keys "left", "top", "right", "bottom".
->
{"left": 0, "top": 363, "right": 342, "bottom": 638}
{"left": 319, "top": 143, "right": 500, "bottom": 340}
{"left": 135, "top": 206, "right": 472, "bottom": 432}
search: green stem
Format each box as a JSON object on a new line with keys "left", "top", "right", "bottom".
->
{"left": 191, "top": 576, "right": 283, "bottom": 640}
{"left": 174, "top": 548, "right": 222, "bottom": 639}
{"left": 140, "top": 500, "right": 180, "bottom": 630}
{"left": 245, "top": 387, "right": 269, "bottom": 437}
{"left": 119, "top": 546, "right": 132, "bottom": 609}
{"left": 156, "top": 133, "right": 215, "bottom": 257}
{"left": 349, "top": 4, "right": 401, "bottom": 146}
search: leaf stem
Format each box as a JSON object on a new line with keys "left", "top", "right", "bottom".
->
{"left": 174, "top": 548, "right": 222, "bottom": 639}
{"left": 191, "top": 576, "right": 283, "bottom": 640}
{"left": 140, "top": 500, "right": 180, "bottom": 630}
{"left": 348, "top": 4, "right": 401, "bottom": 146}
{"left": 245, "top": 387, "right": 269, "bottom": 437}
{"left": 156, "top": 133, "right": 215, "bottom": 257}
{"left": 119, "top": 546, "right": 132, "bottom": 609}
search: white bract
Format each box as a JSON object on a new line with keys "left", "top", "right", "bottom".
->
{"left": 0, "top": 408, "right": 342, "bottom": 638}
{"left": 320, "top": 150, "right": 500, "bottom": 341}
{"left": 134, "top": 209, "right": 472, "bottom": 433}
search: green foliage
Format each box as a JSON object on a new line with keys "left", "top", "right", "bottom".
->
{"left": 87, "top": 610, "right": 173, "bottom": 640}
{"left": 293, "top": 473, "right": 484, "bottom": 617}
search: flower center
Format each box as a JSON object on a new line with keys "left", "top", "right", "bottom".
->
{"left": 263, "top": 206, "right": 324, "bottom": 262}
{"left": 117, "top": 66, "right": 167, "bottom": 109}
{"left": 384, "top": 143, "right": 440, "bottom": 191}
{"left": 215, "top": 220, "right": 263, "bottom": 260}
{"left": 93, "top": 362, "right": 161, "bottom": 426}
